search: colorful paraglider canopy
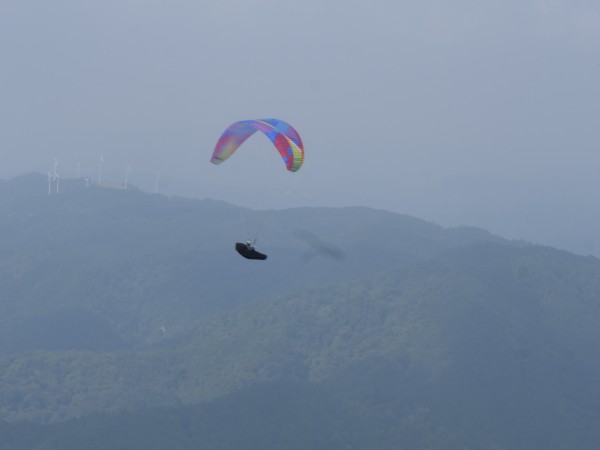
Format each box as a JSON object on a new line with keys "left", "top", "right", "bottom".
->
{"left": 235, "top": 242, "right": 268, "bottom": 260}
{"left": 211, "top": 119, "right": 304, "bottom": 172}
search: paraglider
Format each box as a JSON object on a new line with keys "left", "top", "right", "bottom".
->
{"left": 211, "top": 118, "right": 304, "bottom": 260}
{"left": 211, "top": 119, "right": 304, "bottom": 172}
{"left": 235, "top": 241, "right": 268, "bottom": 260}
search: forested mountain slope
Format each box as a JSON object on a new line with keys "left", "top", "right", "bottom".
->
{"left": 1, "top": 174, "right": 599, "bottom": 449}
{"left": 0, "top": 173, "right": 505, "bottom": 354}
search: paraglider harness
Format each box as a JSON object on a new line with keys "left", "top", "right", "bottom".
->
{"left": 235, "top": 240, "right": 267, "bottom": 260}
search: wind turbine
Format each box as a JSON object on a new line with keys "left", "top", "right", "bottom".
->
{"left": 47, "top": 170, "right": 52, "bottom": 195}
{"left": 53, "top": 160, "right": 61, "bottom": 194}
{"left": 125, "top": 162, "right": 131, "bottom": 189}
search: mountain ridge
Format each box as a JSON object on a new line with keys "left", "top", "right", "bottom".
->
{"left": 1, "top": 173, "right": 599, "bottom": 448}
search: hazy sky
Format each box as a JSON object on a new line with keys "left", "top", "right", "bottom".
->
{"left": 1, "top": 0, "right": 599, "bottom": 252}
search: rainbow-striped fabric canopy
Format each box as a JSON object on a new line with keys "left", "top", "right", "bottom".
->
{"left": 211, "top": 119, "right": 304, "bottom": 172}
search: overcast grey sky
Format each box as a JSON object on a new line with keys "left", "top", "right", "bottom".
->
{"left": 1, "top": 0, "right": 599, "bottom": 252}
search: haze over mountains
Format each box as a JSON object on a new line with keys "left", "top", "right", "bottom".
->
{"left": 1, "top": 173, "right": 599, "bottom": 449}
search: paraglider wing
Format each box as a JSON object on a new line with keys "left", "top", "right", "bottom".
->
{"left": 211, "top": 119, "right": 304, "bottom": 172}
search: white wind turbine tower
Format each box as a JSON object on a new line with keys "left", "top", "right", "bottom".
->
{"left": 53, "top": 160, "right": 61, "bottom": 194}
{"left": 125, "top": 162, "right": 131, "bottom": 189}
{"left": 47, "top": 170, "right": 52, "bottom": 195}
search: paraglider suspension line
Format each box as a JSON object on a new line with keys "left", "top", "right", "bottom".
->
{"left": 238, "top": 204, "right": 250, "bottom": 241}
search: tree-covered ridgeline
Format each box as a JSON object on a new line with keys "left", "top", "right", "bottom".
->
{"left": 1, "top": 174, "right": 599, "bottom": 449}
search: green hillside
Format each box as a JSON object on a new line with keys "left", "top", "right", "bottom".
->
{"left": 0, "top": 173, "right": 504, "bottom": 355}
{"left": 1, "top": 174, "right": 599, "bottom": 449}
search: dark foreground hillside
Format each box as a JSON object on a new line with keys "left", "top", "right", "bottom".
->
{"left": 0, "top": 382, "right": 393, "bottom": 450}
{"left": 1, "top": 174, "right": 599, "bottom": 449}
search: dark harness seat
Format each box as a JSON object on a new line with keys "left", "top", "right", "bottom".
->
{"left": 235, "top": 242, "right": 268, "bottom": 260}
